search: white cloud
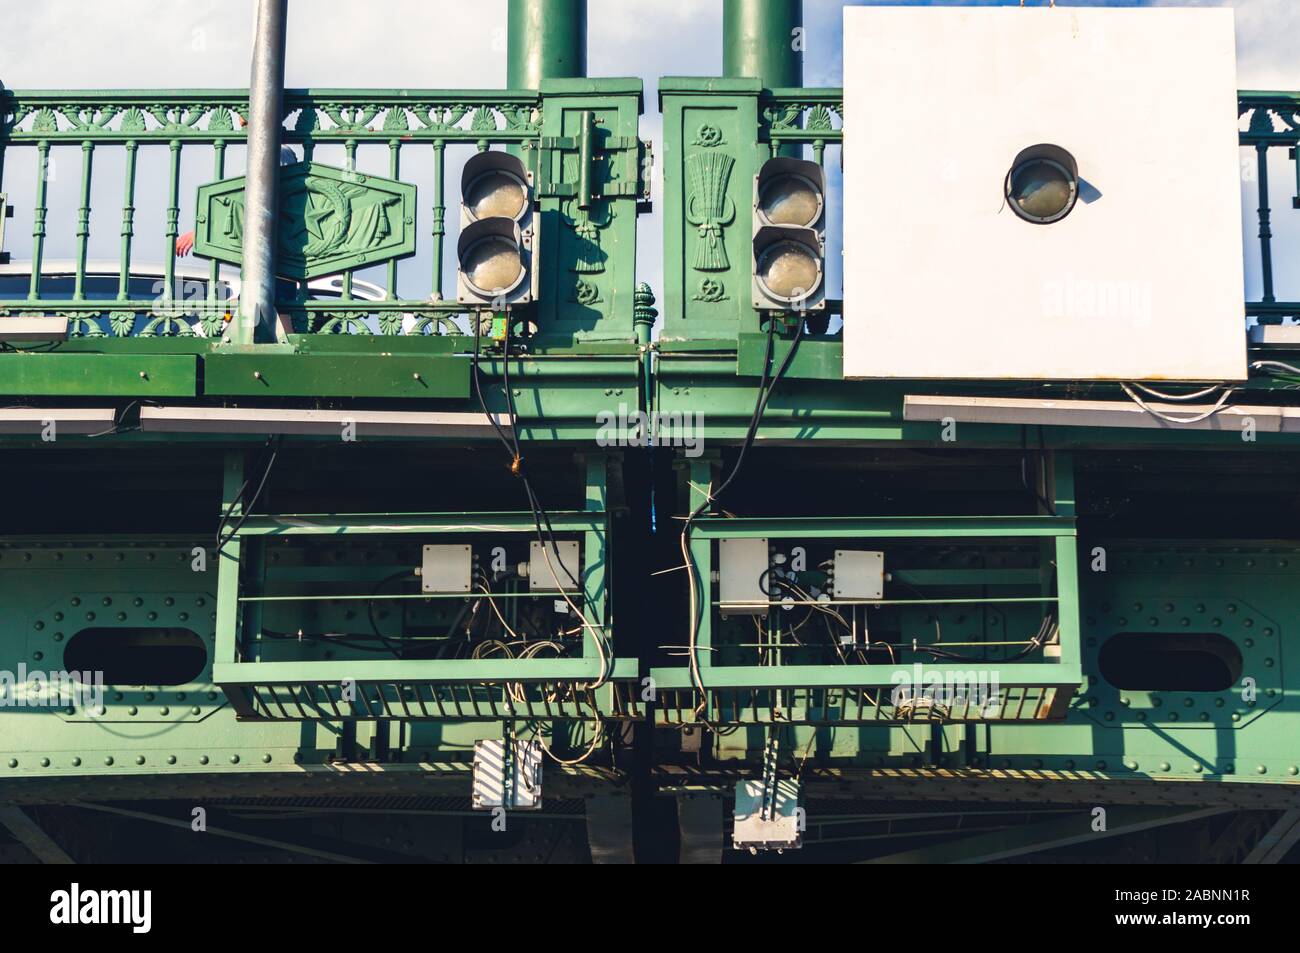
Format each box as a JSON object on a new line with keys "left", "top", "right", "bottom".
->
{"left": 1152, "top": 0, "right": 1300, "bottom": 89}
{"left": 1, "top": 0, "right": 510, "bottom": 88}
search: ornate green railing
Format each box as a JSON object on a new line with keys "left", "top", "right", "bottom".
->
{"left": 1238, "top": 92, "right": 1300, "bottom": 325}
{"left": 661, "top": 83, "right": 1297, "bottom": 344}
{"left": 2, "top": 85, "right": 1291, "bottom": 342}
{"left": 0, "top": 82, "right": 645, "bottom": 341}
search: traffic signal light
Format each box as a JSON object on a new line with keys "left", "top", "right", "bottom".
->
{"left": 752, "top": 157, "right": 826, "bottom": 312}
{"left": 457, "top": 151, "right": 537, "bottom": 308}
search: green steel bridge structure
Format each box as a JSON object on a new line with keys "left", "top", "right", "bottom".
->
{"left": 1, "top": 0, "right": 1299, "bottom": 864}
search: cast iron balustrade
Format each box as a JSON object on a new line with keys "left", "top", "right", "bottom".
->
{"left": 0, "top": 84, "right": 646, "bottom": 341}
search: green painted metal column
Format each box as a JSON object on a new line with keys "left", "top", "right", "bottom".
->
{"left": 507, "top": 0, "right": 587, "bottom": 88}
{"left": 723, "top": 0, "right": 803, "bottom": 88}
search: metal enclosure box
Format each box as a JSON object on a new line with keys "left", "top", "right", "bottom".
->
{"left": 421, "top": 544, "right": 473, "bottom": 594}
{"left": 471, "top": 740, "right": 543, "bottom": 811}
{"left": 719, "top": 537, "right": 769, "bottom": 617}
{"left": 733, "top": 780, "right": 802, "bottom": 852}
{"left": 529, "top": 539, "right": 581, "bottom": 593}
{"left": 842, "top": 7, "right": 1246, "bottom": 381}
{"left": 832, "top": 550, "right": 884, "bottom": 600}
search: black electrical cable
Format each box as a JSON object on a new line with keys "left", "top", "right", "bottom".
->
{"left": 500, "top": 318, "right": 584, "bottom": 594}
{"left": 366, "top": 570, "right": 417, "bottom": 656}
{"left": 682, "top": 315, "right": 805, "bottom": 714}
{"left": 686, "top": 315, "right": 803, "bottom": 536}
{"left": 215, "top": 436, "right": 280, "bottom": 556}
{"left": 473, "top": 316, "right": 591, "bottom": 619}
{"left": 471, "top": 314, "right": 611, "bottom": 692}
{"left": 1020, "top": 426, "right": 1055, "bottom": 516}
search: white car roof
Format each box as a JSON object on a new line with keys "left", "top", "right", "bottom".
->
{"left": 0, "top": 260, "right": 389, "bottom": 300}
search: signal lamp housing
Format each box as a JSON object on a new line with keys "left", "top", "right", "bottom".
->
{"left": 753, "top": 157, "right": 826, "bottom": 312}
{"left": 457, "top": 151, "right": 536, "bottom": 308}
{"left": 1006, "top": 144, "right": 1079, "bottom": 225}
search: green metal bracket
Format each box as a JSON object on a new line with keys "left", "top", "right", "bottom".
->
{"left": 202, "top": 352, "right": 470, "bottom": 398}
{"left": 533, "top": 78, "right": 644, "bottom": 343}
{"left": 737, "top": 330, "right": 841, "bottom": 380}
{"left": 212, "top": 451, "right": 639, "bottom": 722}
{"left": 652, "top": 454, "right": 1083, "bottom": 725}
{"left": 0, "top": 353, "right": 198, "bottom": 396}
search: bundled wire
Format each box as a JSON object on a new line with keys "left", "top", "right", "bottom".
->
{"left": 471, "top": 315, "right": 612, "bottom": 690}
{"left": 680, "top": 316, "right": 805, "bottom": 717}
{"left": 914, "top": 615, "right": 1057, "bottom": 663}
{"left": 215, "top": 436, "right": 280, "bottom": 557}
{"left": 1120, "top": 382, "right": 1237, "bottom": 425}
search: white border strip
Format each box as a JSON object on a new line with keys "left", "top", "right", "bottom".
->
{"left": 904, "top": 394, "right": 1300, "bottom": 433}
{"left": 140, "top": 406, "right": 510, "bottom": 437}
{"left": 0, "top": 408, "right": 116, "bottom": 434}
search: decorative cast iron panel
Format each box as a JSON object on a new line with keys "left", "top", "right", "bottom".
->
{"left": 194, "top": 161, "right": 418, "bottom": 280}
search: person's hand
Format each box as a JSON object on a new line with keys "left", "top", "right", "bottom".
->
{"left": 175, "top": 230, "right": 195, "bottom": 257}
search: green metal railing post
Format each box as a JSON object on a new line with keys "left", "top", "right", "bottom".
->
{"left": 387, "top": 138, "right": 401, "bottom": 299}
{"left": 723, "top": 0, "right": 803, "bottom": 88}
{"left": 431, "top": 140, "right": 445, "bottom": 300}
{"left": 341, "top": 138, "right": 358, "bottom": 302}
{"left": 117, "top": 140, "right": 138, "bottom": 301}
{"left": 28, "top": 140, "right": 49, "bottom": 300}
{"left": 207, "top": 139, "right": 226, "bottom": 315}
{"left": 507, "top": 0, "right": 587, "bottom": 89}
{"left": 163, "top": 140, "right": 181, "bottom": 305}
{"left": 1256, "top": 142, "right": 1275, "bottom": 304}
{"left": 724, "top": 0, "right": 802, "bottom": 159}
{"left": 72, "top": 140, "right": 93, "bottom": 300}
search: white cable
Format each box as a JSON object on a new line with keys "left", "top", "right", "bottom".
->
{"left": 1120, "top": 382, "right": 1236, "bottom": 425}
{"left": 1252, "top": 359, "right": 1300, "bottom": 377}
{"left": 1130, "top": 382, "right": 1229, "bottom": 402}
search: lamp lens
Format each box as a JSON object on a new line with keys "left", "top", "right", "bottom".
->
{"left": 759, "top": 174, "right": 822, "bottom": 227}
{"left": 463, "top": 237, "right": 524, "bottom": 295}
{"left": 758, "top": 241, "right": 820, "bottom": 301}
{"left": 1009, "top": 159, "right": 1075, "bottom": 222}
{"left": 466, "top": 171, "right": 528, "bottom": 221}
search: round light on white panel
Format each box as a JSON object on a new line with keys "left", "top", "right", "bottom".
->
{"left": 1006, "top": 144, "right": 1079, "bottom": 225}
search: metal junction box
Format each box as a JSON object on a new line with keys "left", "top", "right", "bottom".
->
{"left": 421, "top": 544, "right": 473, "bottom": 593}
{"left": 832, "top": 550, "right": 884, "bottom": 600}
{"left": 719, "top": 537, "right": 770, "bottom": 617}
{"left": 733, "top": 779, "right": 802, "bottom": 852}
{"left": 529, "top": 539, "right": 581, "bottom": 593}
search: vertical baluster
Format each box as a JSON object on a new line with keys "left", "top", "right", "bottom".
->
{"left": 812, "top": 137, "right": 825, "bottom": 167}
{"left": 207, "top": 139, "right": 227, "bottom": 316}
{"left": 163, "top": 139, "right": 182, "bottom": 305}
{"left": 118, "top": 140, "right": 138, "bottom": 301}
{"left": 1257, "top": 142, "right": 1275, "bottom": 304}
{"left": 72, "top": 140, "right": 95, "bottom": 300}
{"left": 431, "top": 140, "right": 445, "bottom": 301}
{"left": 1292, "top": 144, "right": 1300, "bottom": 210}
{"left": 29, "top": 141, "right": 50, "bottom": 300}
{"left": 386, "top": 138, "right": 400, "bottom": 299}
{"left": 342, "top": 138, "right": 357, "bottom": 301}
{"left": 300, "top": 104, "right": 316, "bottom": 162}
